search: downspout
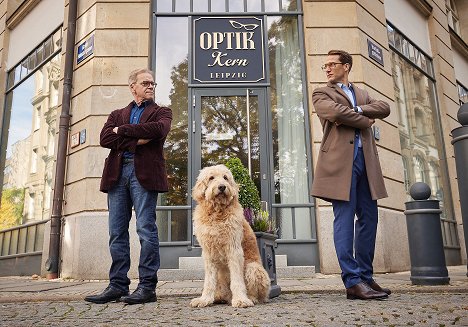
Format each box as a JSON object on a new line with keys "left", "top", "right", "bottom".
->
{"left": 45, "top": 0, "right": 78, "bottom": 279}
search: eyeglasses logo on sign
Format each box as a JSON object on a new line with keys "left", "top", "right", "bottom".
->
{"left": 193, "top": 16, "right": 265, "bottom": 84}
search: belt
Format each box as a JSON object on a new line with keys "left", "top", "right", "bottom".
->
{"left": 123, "top": 158, "right": 134, "bottom": 164}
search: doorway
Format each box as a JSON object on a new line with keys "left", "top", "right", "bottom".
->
{"left": 191, "top": 87, "right": 271, "bottom": 209}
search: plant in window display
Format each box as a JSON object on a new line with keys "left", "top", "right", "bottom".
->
{"left": 225, "top": 157, "right": 276, "bottom": 234}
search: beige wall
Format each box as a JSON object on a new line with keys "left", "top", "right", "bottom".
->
{"left": 54, "top": 0, "right": 152, "bottom": 278}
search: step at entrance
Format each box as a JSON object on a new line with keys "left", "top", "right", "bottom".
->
{"left": 157, "top": 255, "right": 315, "bottom": 281}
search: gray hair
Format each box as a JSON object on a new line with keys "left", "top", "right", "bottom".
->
{"left": 128, "top": 68, "right": 155, "bottom": 86}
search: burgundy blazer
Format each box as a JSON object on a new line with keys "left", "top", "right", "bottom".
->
{"left": 99, "top": 100, "right": 172, "bottom": 193}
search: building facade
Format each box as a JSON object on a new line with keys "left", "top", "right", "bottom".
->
{"left": 0, "top": 0, "right": 466, "bottom": 278}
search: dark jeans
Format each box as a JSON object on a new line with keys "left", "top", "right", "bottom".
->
{"left": 331, "top": 148, "right": 378, "bottom": 289}
{"left": 107, "top": 162, "right": 160, "bottom": 292}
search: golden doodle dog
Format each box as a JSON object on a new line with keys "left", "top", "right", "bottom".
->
{"left": 190, "top": 165, "right": 270, "bottom": 308}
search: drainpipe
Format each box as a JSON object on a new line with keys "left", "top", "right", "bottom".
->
{"left": 45, "top": 0, "right": 78, "bottom": 279}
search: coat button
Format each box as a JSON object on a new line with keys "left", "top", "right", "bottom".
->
{"left": 350, "top": 140, "right": 354, "bottom": 144}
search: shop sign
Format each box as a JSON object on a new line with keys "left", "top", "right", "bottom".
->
{"left": 367, "top": 39, "right": 384, "bottom": 66}
{"left": 192, "top": 16, "right": 265, "bottom": 84}
{"left": 77, "top": 34, "right": 94, "bottom": 65}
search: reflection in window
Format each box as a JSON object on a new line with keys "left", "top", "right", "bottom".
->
{"left": 155, "top": 17, "right": 189, "bottom": 241}
{"left": 269, "top": 16, "right": 310, "bottom": 239}
{"left": 390, "top": 51, "right": 457, "bottom": 248}
{"left": 446, "top": 0, "right": 460, "bottom": 35}
{"left": 1, "top": 55, "right": 60, "bottom": 227}
{"left": 458, "top": 82, "right": 468, "bottom": 105}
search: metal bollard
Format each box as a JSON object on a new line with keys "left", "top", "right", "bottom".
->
{"left": 404, "top": 182, "right": 450, "bottom": 285}
{"left": 451, "top": 103, "right": 468, "bottom": 277}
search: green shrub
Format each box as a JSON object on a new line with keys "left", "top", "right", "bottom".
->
{"left": 225, "top": 157, "right": 260, "bottom": 213}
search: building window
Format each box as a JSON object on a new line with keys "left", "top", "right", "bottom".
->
{"left": 446, "top": 0, "right": 460, "bottom": 35}
{"left": 458, "top": 82, "right": 468, "bottom": 105}
{"left": 1, "top": 34, "right": 61, "bottom": 225}
{"left": 30, "top": 149, "right": 38, "bottom": 174}
{"left": 388, "top": 24, "right": 459, "bottom": 250}
{"left": 34, "top": 106, "right": 41, "bottom": 131}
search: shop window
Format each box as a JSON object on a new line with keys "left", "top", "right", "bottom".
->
{"left": 389, "top": 41, "right": 458, "bottom": 248}
{"left": 154, "top": 17, "right": 189, "bottom": 241}
{"left": 154, "top": 1, "right": 311, "bottom": 241}
{"left": 1, "top": 54, "right": 61, "bottom": 225}
{"left": 6, "top": 28, "right": 61, "bottom": 91}
{"left": 268, "top": 15, "right": 310, "bottom": 239}
{"left": 228, "top": 0, "right": 244, "bottom": 12}
{"left": 156, "top": 0, "right": 298, "bottom": 13}
{"left": 387, "top": 24, "right": 433, "bottom": 77}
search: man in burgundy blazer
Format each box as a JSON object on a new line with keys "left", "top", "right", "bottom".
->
{"left": 85, "top": 68, "right": 172, "bottom": 305}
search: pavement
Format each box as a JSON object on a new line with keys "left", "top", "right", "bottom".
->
{"left": 0, "top": 265, "right": 467, "bottom": 326}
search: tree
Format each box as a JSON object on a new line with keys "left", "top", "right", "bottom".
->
{"left": 0, "top": 188, "right": 24, "bottom": 230}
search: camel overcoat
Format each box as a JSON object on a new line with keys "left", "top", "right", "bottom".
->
{"left": 311, "top": 82, "right": 390, "bottom": 202}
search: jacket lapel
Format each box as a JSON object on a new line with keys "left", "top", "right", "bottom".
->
{"left": 351, "top": 84, "right": 365, "bottom": 106}
{"left": 328, "top": 82, "right": 353, "bottom": 107}
{"left": 122, "top": 102, "right": 133, "bottom": 124}
{"left": 139, "top": 100, "right": 158, "bottom": 123}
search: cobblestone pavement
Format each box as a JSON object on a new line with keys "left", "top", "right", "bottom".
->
{"left": 1, "top": 292, "right": 467, "bottom": 327}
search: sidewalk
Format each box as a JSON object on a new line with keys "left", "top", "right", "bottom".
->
{"left": 0, "top": 265, "right": 466, "bottom": 303}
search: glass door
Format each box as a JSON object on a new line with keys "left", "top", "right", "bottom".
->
{"left": 192, "top": 88, "right": 270, "bottom": 205}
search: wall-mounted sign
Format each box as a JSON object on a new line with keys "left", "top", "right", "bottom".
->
{"left": 77, "top": 34, "right": 94, "bottom": 65}
{"left": 79, "top": 129, "right": 86, "bottom": 144}
{"left": 192, "top": 16, "right": 265, "bottom": 84}
{"left": 70, "top": 132, "right": 79, "bottom": 148}
{"left": 367, "top": 39, "right": 384, "bottom": 66}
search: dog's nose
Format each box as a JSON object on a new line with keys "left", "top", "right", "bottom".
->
{"left": 218, "top": 184, "right": 226, "bottom": 192}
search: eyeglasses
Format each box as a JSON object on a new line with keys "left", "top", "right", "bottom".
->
{"left": 138, "top": 81, "right": 157, "bottom": 88}
{"left": 321, "top": 62, "right": 344, "bottom": 71}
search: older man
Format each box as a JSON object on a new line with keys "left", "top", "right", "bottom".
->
{"left": 85, "top": 68, "right": 172, "bottom": 305}
{"left": 312, "top": 50, "right": 390, "bottom": 300}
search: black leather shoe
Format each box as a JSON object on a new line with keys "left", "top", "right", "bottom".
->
{"left": 367, "top": 281, "right": 392, "bottom": 295}
{"left": 121, "top": 287, "right": 157, "bottom": 305}
{"left": 346, "top": 282, "right": 388, "bottom": 300}
{"left": 84, "top": 286, "right": 129, "bottom": 304}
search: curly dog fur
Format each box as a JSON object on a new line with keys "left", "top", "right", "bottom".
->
{"left": 189, "top": 165, "right": 270, "bottom": 308}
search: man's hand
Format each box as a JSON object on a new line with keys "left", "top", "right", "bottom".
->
{"left": 113, "top": 127, "right": 118, "bottom": 134}
{"left": 137, "top": 139, "right": 151, "bottom": 145}
{"left": 368, "top": 119, "right": 375, "bottom": 127}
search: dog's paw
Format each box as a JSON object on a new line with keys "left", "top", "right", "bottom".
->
{"left": 190, "top": 297, "right": 213, "bottom": 308}
{"left": 231, "top": 297, "right": 254, "bottom": 308}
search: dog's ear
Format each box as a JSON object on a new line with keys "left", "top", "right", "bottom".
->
{"left": 192, "top": 178, "right": 206, "bottom": 202}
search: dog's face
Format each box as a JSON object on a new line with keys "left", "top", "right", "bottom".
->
{"left": 193, "top": 165, "right": 239, "bottom": 205}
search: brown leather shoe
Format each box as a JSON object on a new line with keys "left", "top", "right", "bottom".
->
{"left": 346, "top": 282, "right": 388, "bottom": 300}
{"left": 367, "top": 281, "right": 391, "bottom": 295}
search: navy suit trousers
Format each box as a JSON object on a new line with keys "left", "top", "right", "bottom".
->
{"left": 331, "top": 148, "right": 378, "bottom": 289}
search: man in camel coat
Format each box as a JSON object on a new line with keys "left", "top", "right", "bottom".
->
{"left": 312, "top": 50, "right": 391, "bottom": 300}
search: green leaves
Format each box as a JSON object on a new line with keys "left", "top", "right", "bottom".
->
{"left": 225, "top": 157, "right": 260, "bottom": 212}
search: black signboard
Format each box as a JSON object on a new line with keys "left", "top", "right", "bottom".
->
{"left": 367, "top": 39, "right": 384, "bottom": 66}
{"left": 192, "top": 16, "right": 265, "bottom": 84}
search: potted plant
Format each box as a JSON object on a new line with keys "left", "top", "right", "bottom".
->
{"left": 225, "top": 158, "right": 281, "bottom": 298}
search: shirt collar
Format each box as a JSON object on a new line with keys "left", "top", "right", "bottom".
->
{"left": 133, "top": 100, "right": 148, "bottom": 109}
{"left": 337, "top": 82, "right": 353, "bottom": 90}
